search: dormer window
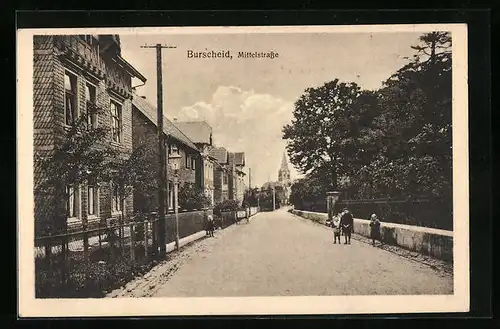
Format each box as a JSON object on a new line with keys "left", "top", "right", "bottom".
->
{"left": 169, "top": 144, "right": 180, "bottom": 157}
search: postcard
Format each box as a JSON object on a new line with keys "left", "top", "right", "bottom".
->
{"left": 17, "top": 24, "right": 469, "bottom": 317}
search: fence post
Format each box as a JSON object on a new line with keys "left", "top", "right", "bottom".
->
{"left": 129, "top": 222, "right": 135, "bottom": 263}
{"left": 326, "top": 191, "right": 342, "bottom": 221}
{"left": 144, "top": 220, "right": 148, "bottom": 259}
{"left": 61, "top": 235, "right": 68, "bottom": 287}
{"left": 83, "top": 223, "right": 89, "bottom": 288}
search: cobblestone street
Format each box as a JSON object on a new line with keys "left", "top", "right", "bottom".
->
{"left": 109, "top": 208, "right": 453, "bottom": 297}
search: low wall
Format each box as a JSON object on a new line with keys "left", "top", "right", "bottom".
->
{"left": 165, "top": 210, "right": 212, "bottom": 244}
{"left": 291, "top": 210, "right": 453, "bottom": 262}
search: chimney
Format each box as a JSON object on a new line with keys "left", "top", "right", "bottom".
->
{"left": 173, "top": 117, "right": 178, "bottom": 122}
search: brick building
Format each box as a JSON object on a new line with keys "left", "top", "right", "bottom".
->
{"left": 172, "top": 120, "right": 217, "bottom": 207}
{"left": 33, "top": 34, "right": 147, "bottom": 235}
{"left": 131, "top": 95, "right": 202, "bottom": 213}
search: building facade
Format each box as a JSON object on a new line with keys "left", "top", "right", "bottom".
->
{"left": 33, "top": 34, "right": 147, "bottom": 235}
{"left": 131, "top": 95, "right": 202, "bottom": 213}
{"left": 173, "top": 120, "right": 217, "bottom": 207}
{"left": 210, "top": 147, "right": 230, "bottom": 204}
{"left": 228, "top": 152, "right": 246, "bottom": 205}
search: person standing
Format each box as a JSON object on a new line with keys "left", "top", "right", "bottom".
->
{"left": 340, "top": 208, "right": 354, "bottom": 245}
{"left": 332, "top": 214, "right": 341, "bottom": 244}
{"left": 369, "top": 213, "right": 381, "bottom": 246}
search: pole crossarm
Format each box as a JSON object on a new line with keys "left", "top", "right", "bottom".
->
{"left": 141, "top": 45, "right": 177, "bottom": 49}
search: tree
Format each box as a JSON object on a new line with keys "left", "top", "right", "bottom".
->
{"left": 34, "top": 106, "right": 119, "bottom": 235}
{"left": 213, "top": 199, "right": 239, "bottom": 217}
{"left": 282, "top": 32, "right": 452, "bottom": 204}
{"left": 107, "top": 143, "right": 157, "bottom": 232}
{"left": 178, "top": 182, "right": 211, "bottom": 211}
{"left": 350, "top": 31, "right": 452, "bottom": 199}
{"left": 283, "top": 79, "right": 377, "bottom": 190}
{"left": 242, "top": 187, "right": 259, "bottom": 207}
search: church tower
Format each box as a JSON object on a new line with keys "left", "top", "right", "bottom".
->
{"left": 278, "top": 151, "right": 291, "bottom": 184}
{"left": 278, "top": 152, "right": 291, "bottom": 204}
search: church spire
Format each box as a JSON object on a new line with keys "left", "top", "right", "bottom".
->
{"left": 278, "top": 151, "right": 290, "bottom": 184}
{"left": 280, "top": 151, "right": 289, "bottom": 170}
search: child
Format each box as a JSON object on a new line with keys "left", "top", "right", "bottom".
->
{"left": 369, "top": 213, "right": 381, "bottom": 246}
{"left": 332, "top": 214, "right": 341, "bottom": 244}
{"left": 207, "top": 215, "right": 215, "bottom": 237}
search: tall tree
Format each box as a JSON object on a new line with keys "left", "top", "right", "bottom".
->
{"left": 282, "top": 79, "right": 363, "bottom": 190}
{"left": 351, "top": 31, "right": 452, "bottom": 199}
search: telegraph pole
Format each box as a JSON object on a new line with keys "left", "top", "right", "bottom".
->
{"left": 248, "top": 168, "right": 252, "bottom": 190}
{"left": 273, "top": 186, "right": 276, "bottom": 210}
{"left": 141, "top": 44, "right": 176, "bottom": 258}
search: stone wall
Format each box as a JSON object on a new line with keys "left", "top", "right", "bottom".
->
{"left": 291, "top": 209, "right": 453, "bottom": 261}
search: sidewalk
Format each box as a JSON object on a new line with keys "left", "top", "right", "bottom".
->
{"left": 106, "top": 211, "right": 262, "bottom": 298}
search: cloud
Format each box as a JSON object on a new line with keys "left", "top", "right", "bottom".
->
{"left": 177, "top": 86, "right": 299, "bottom": 186}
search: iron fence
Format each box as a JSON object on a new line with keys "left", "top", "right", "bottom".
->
{"left": 34, "top": 207, "right": 257, "bottom": 298}
{"left": 35, "top": 216, "right": 159, "bottom": 298}
{"left": 294, "top": 197, "right": 452, "bottom": 231}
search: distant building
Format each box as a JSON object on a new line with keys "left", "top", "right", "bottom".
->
{"left": 131, "top": 95, "right": 202, "bottom": 214}
{"left": 173, "top": 120, "right": 216, "bottom": 206}
{"left": 210, "top": 146, "right": 230, "bottom": 204}
{"left": 228, "top": 152, "right": 246, "bottom": 205}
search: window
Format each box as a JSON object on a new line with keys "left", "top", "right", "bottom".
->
{"left": 64, "top": 71, "right": 78, "bottom": 126}
{"left": 168, "top": 181, "right": 173, "bottom": 210}
{"left": 79, "top": 35, "right": 95, "bottom": 45}
{"left": 85, "top": 83, "right": 97, "bottom": 128}
{"left": 110, "top": 100, "right": 122, "bottom": 143}
{"left": 191, "top": 156, "right": 196, "bottom": 170}
{"left": 112, "top": 184, "right": 122, "bottom": 214}
{"left": 185, "top": 154, "right": 190, "bottom": 169}
{"left": 67, "top": 186, "right": 76, "bottom": 218}
{"left": 87, "top": 181, "right": 99, "bottom": 217}
{"left": 169, "top": 144, "right": 179, "bottom": 157}
{"left": 223, "top": 172, "right": 228, "bottom": 185}
{"left": 66, "top": 185, "right": 80, "bottom": 223}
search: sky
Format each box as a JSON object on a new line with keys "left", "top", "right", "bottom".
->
{"left": 119, "top": 31, "right": 423, "bottom": 187}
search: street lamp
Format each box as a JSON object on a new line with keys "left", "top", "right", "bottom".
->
{"left": 169, "top": 157, "right": 181, "bottom": 251}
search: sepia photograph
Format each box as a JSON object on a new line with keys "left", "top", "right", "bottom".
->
{"left": 17, "top": 24, "right": 469, "bottom": 316}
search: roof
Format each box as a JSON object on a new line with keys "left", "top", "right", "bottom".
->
{"left": 132, "top": 94, "right": 199, "bottom": 152}
{"left": 173, "top": 121, "right": 212, "bottom": 145}
{"left": 234, "top": 152, "right": 245, "bottom": 166}
{"left": 209, "top": 147, "right": 229, "bottom": 164}
{"left": 228, "top": 152, "right": 245, "bottom": 167}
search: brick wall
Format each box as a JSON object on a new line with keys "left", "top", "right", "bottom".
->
{"left": 132, "top": 108, "right": 198, "bottom": 213}
{"left": 33, "top": 36, "right": 56, "bottom": 235}
{"left": 34, "top": 35, "right": 135, "bottom": 235}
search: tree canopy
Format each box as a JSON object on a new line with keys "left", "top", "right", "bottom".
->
{"left": 283, "top": 32, "right": 452, "bottom": 202}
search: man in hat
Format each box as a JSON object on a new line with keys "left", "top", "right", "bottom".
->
{"left": 339, "top": 208, "right": 354, "bottom": 244}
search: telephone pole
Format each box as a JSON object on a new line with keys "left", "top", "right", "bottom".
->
{"left": 248, "top": 168, "right": 252, "bottom": 190}
{"left": 141, "top": 44, "right": 177, "bottom": 258}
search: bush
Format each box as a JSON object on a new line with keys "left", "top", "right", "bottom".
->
{"left": 179, "top": 182, "right": 211, "bottom": 211}
{"left": 213, "top": 199, "right": 239, "bottom": 217}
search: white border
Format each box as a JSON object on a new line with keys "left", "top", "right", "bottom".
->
{"left": 17, "top": 24, "right": 469, "bottom": 317}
